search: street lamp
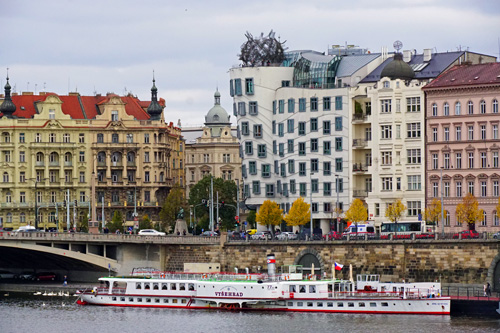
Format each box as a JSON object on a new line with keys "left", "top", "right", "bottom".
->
{"left": 310, "top": 171, "right": 314, "bottom": 240}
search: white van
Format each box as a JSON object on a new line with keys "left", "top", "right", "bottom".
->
{"left": 343, "top": 223, "right": 375, "bottom": 239}
{"left": 13, "top": 226, "right": 37, "bottom": 234}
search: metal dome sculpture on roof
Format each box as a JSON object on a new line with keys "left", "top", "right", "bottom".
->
{"left": 205, "top": 89, "right": 230, "bottom": 126}
{"left": 380, "top": 40, "right": 415, "bottom": 81}
{"left": 239, "top": 30, "right": 287, "bottom": 66}
{"left": 0, "top": 70, "right": 17, "bottom": 118}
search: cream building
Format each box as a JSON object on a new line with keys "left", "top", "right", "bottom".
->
{"left": 0, "top": 76, "right": 182, "bottom": 231}
{"left": 184, "top": 90, "right": 241, "bottom": 199}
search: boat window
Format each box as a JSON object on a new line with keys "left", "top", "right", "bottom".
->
{"left": 146, "top": 298, "right": 151, "bottom": 303}
{"left": 112, "top": 297, "right": 117, "bottom": 301}
{"left": 297, "top": 302, "right": 303, "bottom": 307}
{"left": 287, "top": 302, "right": 293, "bottom": 306}
{"left": 172, "top": 299, "right": 178, "bottom": 304}
{"left": 309, "top": 285, "right": 316, "bottom": 293}
{"left": 393, "top": 287, "right": 397, "bottom": 292}
{"left": 162, "top": 283, "right": 168, "bottom": 290}
{"left": 181, "top": 299, "right": 187, "bottom": 304}
{"left": 137, "top": 298, "right": 142, "bottom": 302}
{"left": 188, "top": 283, "right": 195, "bottom": 291}
{"left": 327, "top": 302, "right": 333, "bottom": 307}
{"left": 362, "top": 276, "right": 367, "bottom": 281}
{"left": 129, "top": 297, "right": 134, "bottom": 302}
{"left": 381, "top": 302, "right": 389, "bottom": 307}
{"left": 155, "top": 298, "right": 160, "bottom": 303}
{"left": 120, "top": 297, "right": 125, "bottom": 302}
{"left": 192, "top": 300, "right": 196, "bottom": 304}
{"left": 144, "top": 283, "right": 150, "bottom": 290}
{"left": 299, "top": 285, "right": 306, "bottom": 293}
{"left": 153, "top": 283, "right": 159, "bottom": 290}
{"left": 163, "top": 299, "right": 169, "bottom": 303}
{"left": 348, "top": 302, "right": 354, "bottom": 307}
{"left": 171, "top": 283, "right": 177, "bottom": 290}
{"left": 136, "top": 283, "right": 141, "bottom": 289}
{"left": 289, "top": 285, "right": 296, "bottom": 293}
{"left": 359, "top": 302, "right": 365, "bottom": 307}
{"left": 179, "top": 283, "right": 186, "bottom": 291}
{"left": 370, "top": 302, "right": 377, "bottom": 307}
{"left": 307, "top": 302, "right": 313, "bottom": 307}
{"left": 337, "top": 302, "right": 343, "bottom": 307}
{"left": 317, "top": 302, "right": 323, "bottom": 307}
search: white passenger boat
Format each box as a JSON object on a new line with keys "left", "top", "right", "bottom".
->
{"left": 77, "top": 254, "right": 450, "bottom": 315}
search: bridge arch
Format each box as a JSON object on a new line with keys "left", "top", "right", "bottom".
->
{"left": 294, "top": 248, "right": 325, "bottom": 278}
{"left": 489, "top": 252, "right": 500, "bottom": 292}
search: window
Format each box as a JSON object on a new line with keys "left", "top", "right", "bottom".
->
{"left": 407, "top": 149, "right": 421, "bottom": 164}
{"left": 19, "top": 133, "right": 25, "bottom": 143}
{"left": 249, "top": 161, "right": 256, "bottom": 175}
{"left": 335, "top": 178, "right": 343, "bottom": 193}
{"left": 35, "top": 133, "right": 41, "bottom": 142}
{"left": 279, "top": 143, "right": 284, "bottom": 157}
{"left": 324, "top": 182, "right": 331, "bottom": 196}
{"left": 112, "top": 133, "right": 119, "bottom": 143}
{"left": 382, "top": 177, "right": 392, "bottom": 191}
{"left": 278, "top": 123, "right": 284, "bottom": 137}
{"left": 454, "top": 101, "right": 461, "bottom": 115}
{"left": 481, "top": 152, "right": 487, "bottom": 168}
{"left": 335, "top": 117, "right": 342, "bottom": 131}
{"left": 380, "top": 99, "right": 391, "bottom": 113}
{"left": 299, "top": 183, "right": 307, "bottom": 196}
{"left": 262, "top": 164, "right": 271, "bottom": 178}
{"left": 407, "top": 201, "right": 421, "bottom": 217}
{"left": 288, "top": 160, "right": 295, "bottom": 174}
{"left": 456, "top": 181, "right": 462, "bottom": 197}
{"left": 480, "top": 100, "right": 486, "bottom": 114}
{"left": 493, "top": 151, "right": 499, "bottom": 168}
{"left": 266, "top": 184, "right": 274, "bottom": 197}
{"left": 288, "top": 98, "right": 295, "bottom": 113}
{"left": 468, "top": 181, "right": 474, "bottom": 195}
{"left": 406, "top": 97, "right": 420, "bottom": 112}
{"left": 335, "top": 158, "right": 342, "bottom": 172}
{"left": 493, "top": 180, "right": 499, "bottom": 197}
{"left": 299, "top": 162, "right": 306, "bottom": 176}
{"left": 241, "top": 122, "right": 249, "bottom": 135}
{"left": 310, "top": 97, "right": 318, "bottom": 111}
{"left": 19, "top": 151, "right": 25, "bottom": 163}
{"left": 234, "top": 79, "right": 242, "bottom": 96}
{"left": 238, "top": 102, "right": 246, "bottom": 116}
{"left": 299, "top": 98, "right": 306, "bottom": 112}
{"left": 311, "top": 159, "right": 318, "bottom": 172}
{"left": 19, "top": 172, "right": 26, "bottom": 183}
{"left": 252, "top": 181, "right": 260, "bottom": 195}
{"left": 287, "top": 119, "right": 294, "bottom": 133}
{"left": 444, "top": 153, "right": 450, "bottom": 169}
{"left": 245, "top": 78, "right": 254, "bottom": 95}
{"left": 311, "top": 179, "right": 318, "bottom": 193}
{"left": 287, "top": 139, "right": 294, "bottom": 154}
{"left": 481, "top": 181, "right": 487, "bottom": 197}
{"left": 432, "top": 103, "right": 438, "bottom": 116}
{"left": 455, "top": 126, "right": 461, "bottom": 141}
{"left": 443, "top": 102, "right": 449, "bottom": 116}
{"left": 335, "top": 137, "right": 342, "bottom": 151}
{"left": 253, "top": 124, "right": 262, "bottom": 138}
{"left": 468, "top": 125, "right": 474, "bottom": 140}
{"left": 245, "top": 142, "right": 253, "bottom": 155}
{"left": 493, "top": 99, "right": 499, "bottom": 113}
{"left": 381, "top": 125, "right": 392, "bottom": 139}
{"left": 408, "top": 175, "right": 422, "bottom": 191}
{"left": 481, "top": 125, "right": 486, "bottom": 140}
{"left": 468, "top": 101, "right": 474, "bottom": 115}
{"left": 406, "top": 123, "right": 421, "bottom": 138}
{"left": 290, "top": 180, "right": 296, "bottom": 194}
{"left": 493, "top": 125, "right": 498, "bottom": 140}
{"left": 310, "top": 118, "right": 318, "bottom": 132}
{"left": 381, "top": 151, "right": 392, "bottom": 165}
{"left": 323, "top": 162, "right": 331, "bottom": 176}
{"left": 79, "top": 151, "right": 85, "bottom": 162}
{"left": 144, "top": 151, "right": 150, "bottom": 162}
{"left": 456, "top": 152, "right": 462, "bottom": 169}
{"left": 432, "top": 182, "right": 438, "bottom": 197}
{"left": 299, "top": 142, "right": 306, "bottom": 156}
{"left": 279, "top": 100, "right": 285, "bottom": 113}
{"left": 323, "top": 121, "right": 331, "bottom": 134}
{"left": 257, "top": 144, "right": 266, "bottom": 158}
{"left": 323, "top": 141, "right": 331, "bottom": 155}
{"left": 468, "top": 152, "right": 474, "bottom": 168}
{"left": 432, "top": 128, "right": 438, "bottom": 142}
{"left": 335, "top": 96, "right": 342, "bottom": 110}
{"left": 311, "top": 138, "right": 318, "bottom": 152}
{"left": 298, "top": 122, "right": 306, "bottom": 135}
{"left": 323, "top": 97, "right": 331, "bottom": 111}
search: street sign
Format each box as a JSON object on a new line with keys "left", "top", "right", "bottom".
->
{"left": 235, "top": 216, "right": 239, "bottom": 221}
{"left": 244, "top": 221, "right": 247, "bottom": 225}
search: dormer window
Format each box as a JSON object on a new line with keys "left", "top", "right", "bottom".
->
{"left": 49, "top": 109, "right": 55, "bottom": 119}
{"left": 111, "top": 110, "right": 119, "bottom": 121}
{"left": 383, "top": 81, "right": 390, "bottom": 88}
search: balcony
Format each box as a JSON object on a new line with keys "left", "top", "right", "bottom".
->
{"left": 352, "top": 163, "right": 369, "bottom": 173}
{"left": 352, "top": 139, "right": 368, "bottom": 148}
{"left": 352, "top": 113, "right": 369, "bottom": 123}
{"left": 353, "top": 190, "right": 369, "bottom": 198}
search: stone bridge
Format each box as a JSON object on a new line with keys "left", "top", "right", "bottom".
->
{"left": 1, "top": 232, "right": 500, "bottom": 289}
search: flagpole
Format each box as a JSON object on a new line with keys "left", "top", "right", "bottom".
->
{"left": 332, "top": 264, "right": 335, "bottom": 281}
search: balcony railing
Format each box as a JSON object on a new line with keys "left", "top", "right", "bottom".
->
{"left": 352, "top": 163, "right": 369, "bottom": 172}
{"left": 352, "top": 139, "right": 368, "bottom": 148}
{"left": 352, "top": 113, "right": 368, "bottom": 122}
{"left": 353, "top": 190, "right": 369, "bottom": 198}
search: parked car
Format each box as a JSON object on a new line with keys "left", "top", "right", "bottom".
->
{"left": 251, "top": 231, "right": 272, "bottom": 240}
{"left": 275, "top": 232, "right": 298, "bottom": 241}
{"left": 0, "top": 270, "right": 17, "bottom": 279}
{"left": 452, "top": 230, "right": 479, "bottom": 239}
{"left": 323, "top": 231, "right": 342, "bottom": 240}
{"left": 200, "top": 231, "right": 217, "bottom": 237}
{"left": 13, "top": 226, "right": 38, "bottom": 234}
{"left": 17, "top": 271, "right": 35, "bottom": 280}
{"left": 34, "top": 272, "right": 57, "bottom": 281}
{"left": 246, "top": 229, "right": 257, "bottom": 235}
{"left": 228, "top": 231, "right": 244, "bottom": 240}
{"left": 138, "top": 229, "right": 166, "bottom": 236}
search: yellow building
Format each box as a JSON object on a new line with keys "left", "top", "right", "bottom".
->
{"left": 0, "top": 76, "right": 183, "bottom": 231}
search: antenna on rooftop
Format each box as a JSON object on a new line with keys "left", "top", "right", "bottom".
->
{"left": 27, "top": 82, "right": 29, "bottom": 92}
{"left": 43, "top": 82, "right": 46, "bottom": 92}
{"left": 35, "top": 83, "right": 37, "bottom": 94}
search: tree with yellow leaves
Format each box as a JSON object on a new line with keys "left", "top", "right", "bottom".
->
{"left": 385, "top": 199, "right": 406, "bottom": 236}
{"left": 456, "top": 193, "right": 483, "bottom": 230}
{"left": 256, "top": 200, "right": 283, "bottom": 232}
{"left": 424, "top": 198, "right": 447, "bottom": 229}
{"left": 284, "top": 197, "right": 310, "bottom": 227}
{"left": 496, "top": 196, "right": 500, "bottom": 220}
{"left": 345, "top": 198, "right": 368, "bottom": 238}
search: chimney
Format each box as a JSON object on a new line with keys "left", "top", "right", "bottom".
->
{"left": 22, "top": 92, "right": 34, "bottom": 96}
{"left": 403, "top": 50, "right": 412, "bottom": 62}
{"left": 423, "top": 49, "right": 432, "bottom": 62}
{"left": 267, "top": 254, "right": 276, "bottom": 276}
{"left": 69, "top": 92, "right": 80, "bottom": 96}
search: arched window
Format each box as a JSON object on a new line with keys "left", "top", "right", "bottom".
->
{"left": 455, "top": 102, "right": 461, "bottom": 115}
{"left": 480, "top": 100, "right": 486, "bottom": 114}
{"left": 3, "top": 132, "right": 10, "bottom": 143}
{"left": 49, "top": 152, "right": 59, "bottom": 163}
{"left": 65, "top": 152, "right": 72, "bottom": 163}
{"left": 97, "top": 133, "right": 104, "bottom": 143}
{"left": 444, "top": 210, "right": 450, "bottom": 226}
{"left": 443, "top": 102, "right": 449, "bottom": 116}
{"left": 3, "top": 172, "right": 9, "bottom": 183}
{"left": 494, "top": 211, "right": 499, "bottom": 226}
{"left": 482, "top": 211, "right": 487, "bottom": 226}
{"left": 432, "top": 103, "right": 438, "bottom": 116}
{"left": 127, "top": 152, "right": 135, "bottom": 163}
{"left": 383, "top": 81, "right": 390, "bottom": 88}
{"left": 111, "top": 152, "right": 121, "bottom": 163}
{"left": 160, "top": 172, "right": 164, "bottom": 182}
{"left": 467, "top": 101, "right": 473, "bottom": 115}
{"left": 36, "top": 152, "right": 44, "bottom": 163}
{"left": 97, "top": 152, "right": 106, "bottom": 163}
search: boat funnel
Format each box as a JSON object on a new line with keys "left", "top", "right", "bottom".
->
{"left": 267, "top": 254, "right": 276, "bottom": 276}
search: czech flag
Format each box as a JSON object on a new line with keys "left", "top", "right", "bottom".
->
{"left": 334, "top": 262, "right": 344, "bottom": 271}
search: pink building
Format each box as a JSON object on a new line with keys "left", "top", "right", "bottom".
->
{"left": 424, "top": 63, "right": 500, "bottom": 233}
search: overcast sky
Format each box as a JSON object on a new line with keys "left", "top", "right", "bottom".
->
{"left": 1, "top": 0, "right": 499, "bottom": 127}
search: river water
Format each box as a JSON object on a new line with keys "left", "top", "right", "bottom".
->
{"left": 1, "top": 292, "right": 500, "bottom": 333}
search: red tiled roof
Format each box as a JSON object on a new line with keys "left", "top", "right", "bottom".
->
{"left": 4, "top": 93, "right": 157, "bottom": 120}
{"left": 424, "top": 62, "right": 500, "bottom": 89}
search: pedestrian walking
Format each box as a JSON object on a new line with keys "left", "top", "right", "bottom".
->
{"left": 486, "top": 282, "right": 492, "bottom": 297}
{"left": 63, "top": 275, "right": 68, "bottom": 286}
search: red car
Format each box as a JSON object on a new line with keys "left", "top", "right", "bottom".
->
{"left": 452, "top": 230, "right": 479, "bottom": 239}
{"left": 323, "top": 231, "right": 342, "bottom": 240}
{"left": 34, "top": 272, "right": 57, "bottom": 281}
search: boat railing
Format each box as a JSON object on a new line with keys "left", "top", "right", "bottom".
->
{"left": 130, "top": 271, "right": 266, "bottom": 282}
{"left": 111, "top": 287, "right": 127, "bottom": 294}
